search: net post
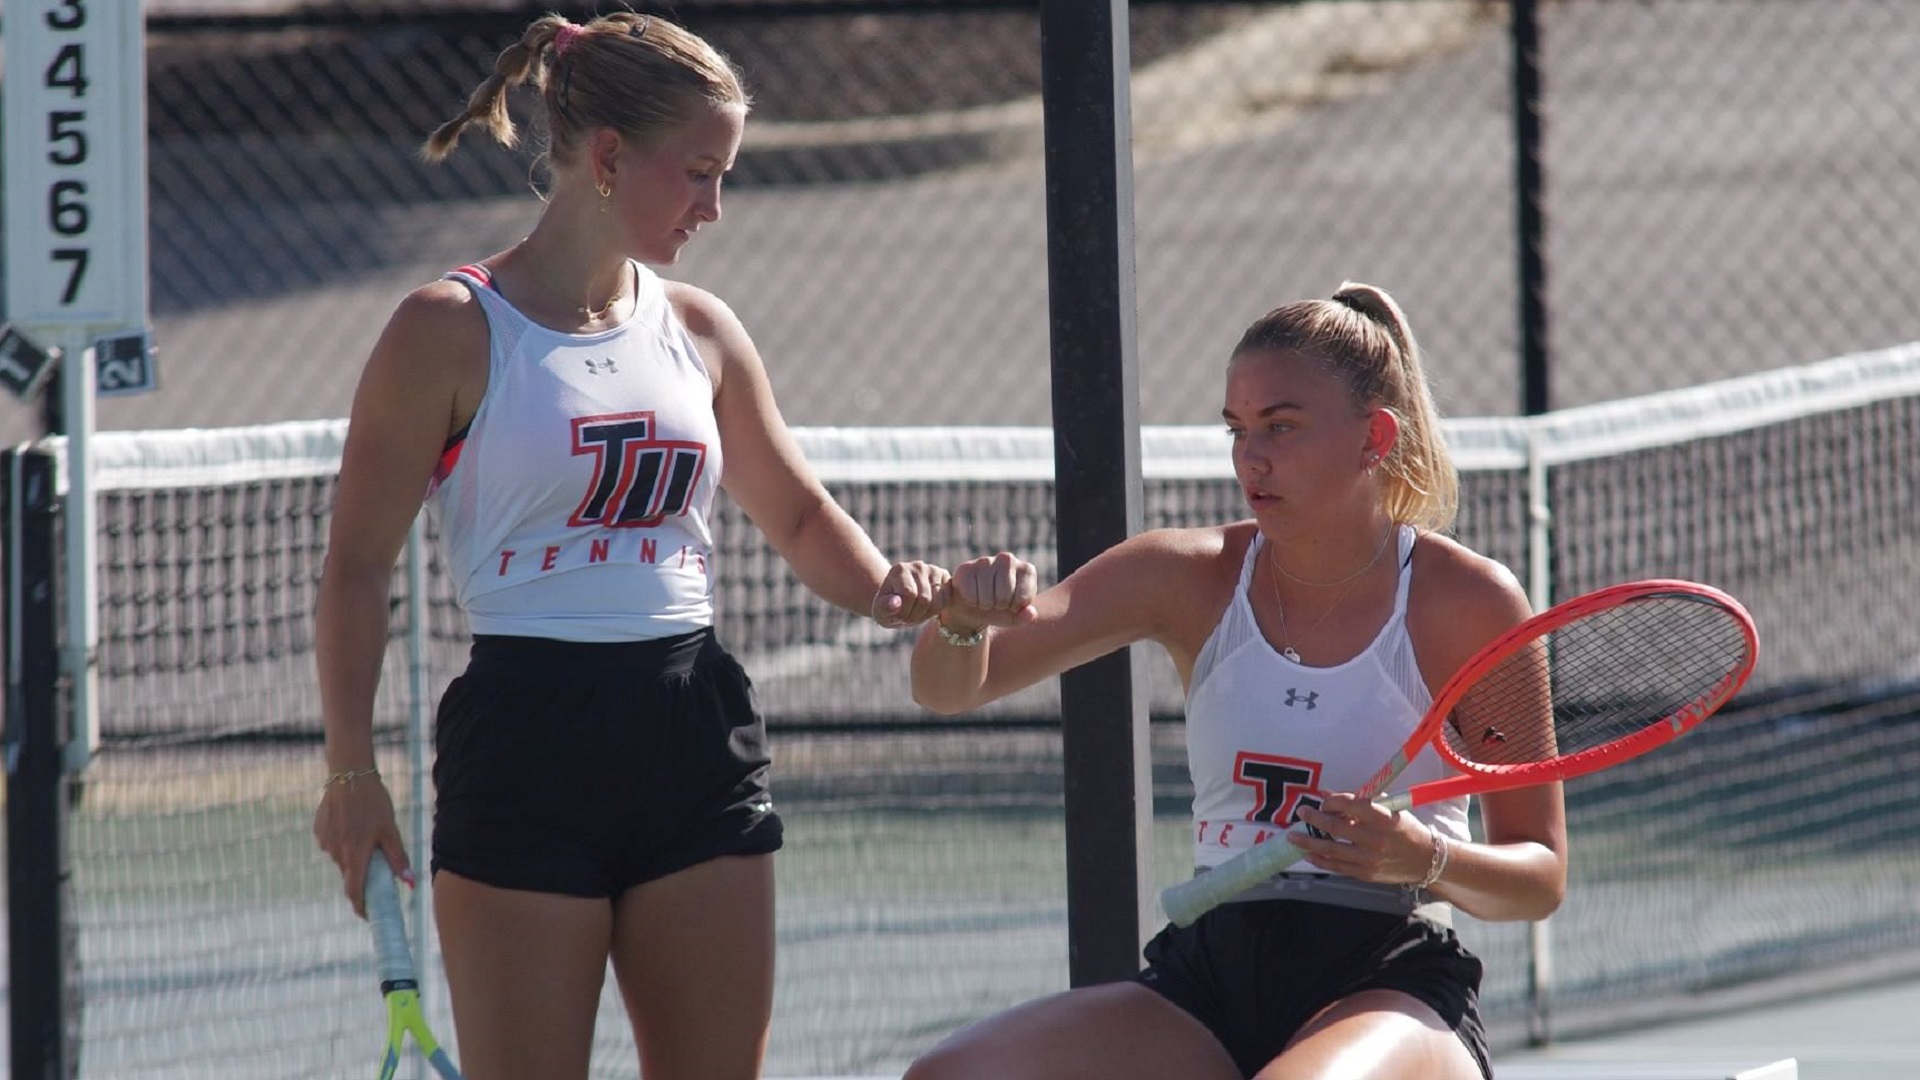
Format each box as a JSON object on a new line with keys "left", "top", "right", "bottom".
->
{"left": 5, "top": 447, "right": 77, "bottom": 1079}
{"left": 57, "top": 336, "right": 100, "bottom": 776}
{"left": 1038, "top": 0, "right": 1155, "bottom": 984}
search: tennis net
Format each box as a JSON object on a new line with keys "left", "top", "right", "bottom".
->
{"left": 3, "top": 340, "right": 1916, "bottom": 1075}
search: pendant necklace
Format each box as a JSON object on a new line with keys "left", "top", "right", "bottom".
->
{"left": 534, "top": 265, "right": 626, "bottom": 322}
{"left": 1267, "top": 525, "right": 1394, "bottom": 663}
{"left": 573, "top": 278, "right": 624, "bottom": 321}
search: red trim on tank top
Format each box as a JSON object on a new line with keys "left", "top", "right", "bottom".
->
{"left": 426, "top": 422, "right": 471, "bottom": 498}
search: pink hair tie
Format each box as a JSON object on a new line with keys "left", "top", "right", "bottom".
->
{"left": 554, "top": 23, "right": 584, "bottom": 57}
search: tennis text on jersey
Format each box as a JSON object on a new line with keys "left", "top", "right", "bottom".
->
{"left": 569, "top": 411, "right": 710, "bottom": 529}
{"left": 494, "top": 537, "right": 712, "bottom": 577}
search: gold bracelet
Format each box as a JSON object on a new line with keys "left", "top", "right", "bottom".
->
{"left": 322, "top": 765, "right": 381, "bottom": 790}
{"left": 936, "top": 620, "right": 987, "bottom": 647}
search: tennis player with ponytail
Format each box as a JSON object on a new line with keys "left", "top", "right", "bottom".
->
{"left": 909, "top": 284, "right": 1568, "bottom": 1080}
{"left": 311, "top": 13, "right": 950, "bottom": 1080}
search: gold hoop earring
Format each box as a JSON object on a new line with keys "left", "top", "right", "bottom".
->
{"left": 596, "top": 179, "right": 613, "bottom": 212}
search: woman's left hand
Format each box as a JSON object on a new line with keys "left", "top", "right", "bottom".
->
{"left": 871, "top": 560, "right": 952, "bottom": 628}
{"left": 1291, "top": 792, "right": 1435, "bottom": 886}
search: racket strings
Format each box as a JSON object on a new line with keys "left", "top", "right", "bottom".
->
{"left": 1444, "top": 595, "right": 1753, "bottom": 769}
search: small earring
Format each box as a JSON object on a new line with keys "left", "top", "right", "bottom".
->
{"left": 596, "top": 179, "right": 612, "bottom": 212}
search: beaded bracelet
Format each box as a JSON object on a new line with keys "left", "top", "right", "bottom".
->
{"left": 1414, "top": 827, "right": 1451, "bottom": 890}
{"left": 322, "top": 765, "right": 381, "bottom": 790}
{"left": 937, "top": 620, "right": 987, "bottom": 647}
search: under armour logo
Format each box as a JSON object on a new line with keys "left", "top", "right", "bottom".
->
{"left": 584, "top": 357, "right": 618, "bottom": 375}
{"left": 1283, "top": 689, "right": 1318, "bottom": 710}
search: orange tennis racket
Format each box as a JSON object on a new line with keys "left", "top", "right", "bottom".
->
{"left": 1160, "top": 579, "right": 1758, "bottom": 927}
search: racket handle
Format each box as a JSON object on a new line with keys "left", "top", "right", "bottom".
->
{"left": 1158, "top": 834, "right": 1314, "bottom": 929}
{"left": 364, "top": 854, "right": 418, "bottom": 985}
{"left": 1158, "top": 790, "right": 1428, "bottom": 928}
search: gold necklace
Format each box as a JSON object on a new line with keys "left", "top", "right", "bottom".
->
{"left": 527, "top": 265, "right": 625, "bottom": 321}
{"left": 1268, "top": 523, "right": 1395, "bottom": 588}
{"left": 1266, "top": 527, "right": 1394, "bottom": 663}
{"left": 573, "top": 279, "right": 624, "bottom": 321}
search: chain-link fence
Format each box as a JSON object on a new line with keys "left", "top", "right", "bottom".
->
{"left": 3, "top": 0, "right": 1917, "bottom": 444}
{"left": 5, "top": 2, "right": 1920, "bottom": 1075}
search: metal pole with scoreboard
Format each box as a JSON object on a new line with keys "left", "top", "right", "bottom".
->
{"left": 4, "top": 0, "right": 152, "bottom": 772}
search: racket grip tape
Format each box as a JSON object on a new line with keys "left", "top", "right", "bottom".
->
{"left": 364, "top": 854, "right": 418, "bottom": 986}
{"left": 1158, "top": 834, "right": 1313, "bottom": 929}
{"left": 1157, "top": 790, "right": 1426, "bottom": 928}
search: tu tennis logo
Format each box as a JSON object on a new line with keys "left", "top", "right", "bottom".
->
{"left": 567, "top": 411, "right": 708, "bottom": 528}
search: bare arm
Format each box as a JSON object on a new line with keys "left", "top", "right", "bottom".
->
{"left": 312, "top": 281, "right": 485, "bottom": 915}
{"left": 675, "top": 282, "right": 945, "bottom": 622}
{"left": 1293, "top": 539, "right": 1568, "bottom": 922}
{"left": 912, "top": 528, "right": 1225, "bottom": 715}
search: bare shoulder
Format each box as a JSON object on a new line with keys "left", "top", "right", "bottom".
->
{"left": 661, "top": 278, "right": 734, "bottom": 332}
{"left": 389, "top": 278, "right": 485, "bottom": 338}
{"left": 662, "top": 279, "right": 752, "bottom": 391}
{"left": 1405, "top": 532, "right": 1532, "bottom": 686}
{"left": 372, "top": 280, "right": 488, "bottom": 376}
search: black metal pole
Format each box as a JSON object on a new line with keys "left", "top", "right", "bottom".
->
{"left": 6, "top": 449, "right": 75, "bottom": 1079}
{"left": 1038, "top": 0, "right": 1153, "bottom": 985}
{"left": 1510, "top": 0, "right": 1555, "bottom": 1048}
{"left": 1513, "top": 0, "right": 1550, "bottom": 417}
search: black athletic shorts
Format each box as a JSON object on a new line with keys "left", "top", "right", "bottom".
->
{"left": 430, "top": 628, "right": 783, "bottom": 898}
{"left": 1136, "top": 899, "right": 1491, "bottom": 1079}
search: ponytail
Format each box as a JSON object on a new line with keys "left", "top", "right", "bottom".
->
{"left": 1232, "top": 282, "right": 1459, "bottom": 532}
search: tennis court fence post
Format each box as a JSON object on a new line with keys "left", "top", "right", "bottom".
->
{"left": 1510, "top": 0, "right": 1556, "bottom": 1045}
{"left": 1039, "top": 0, "right": 1155, "bottom": 984}
{"left": 1523, "top": 427, "right": 1556, "bottom": 1048}
{"left": 5, "top": 446, "right": 78, "bottom": 1079}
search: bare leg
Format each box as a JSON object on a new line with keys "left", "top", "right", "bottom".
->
{"left": 1255, "top": 989, "right": 1482, "bottom": 1080}
{"left": 904, "top": 982, "right": 1242, "bottom": 1080}
{"left": 609, "top": 854, "right": 777, "bottom": 1080}
{"left": 434, "top": 870, "right": 613, "bottom": 1080}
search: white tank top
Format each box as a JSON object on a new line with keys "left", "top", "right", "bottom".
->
{"left": 427, "top": 261, "right": 721, "bottom": 641}
{"left": 1185, "top": 525, "right": 1470, "bottom": 874}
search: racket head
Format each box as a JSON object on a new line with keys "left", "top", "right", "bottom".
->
{"left": 1427, "top": 579, "right": 1757, "bottom": 795}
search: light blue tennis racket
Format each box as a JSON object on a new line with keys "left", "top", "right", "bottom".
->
{"left": 365, "top": 855, "right": 464, "bottom": 1080}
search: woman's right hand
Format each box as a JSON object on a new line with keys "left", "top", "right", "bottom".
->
{"left": 312, "top": 771, "right": 411, "bottom": 919}
{"left": 945, "top": 552, "right": 1039, "bottom": 630}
